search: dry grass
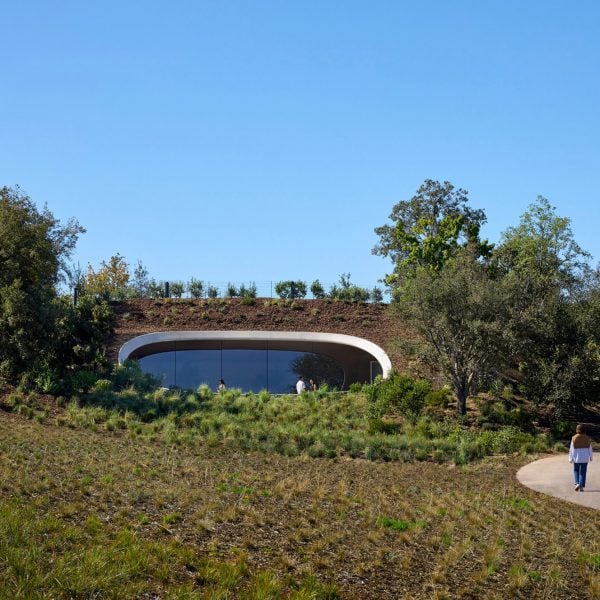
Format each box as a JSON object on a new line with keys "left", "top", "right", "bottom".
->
{"left": 0, "top": 411, "right": 598, "bottom": 598}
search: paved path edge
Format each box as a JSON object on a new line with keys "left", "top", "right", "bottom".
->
{"left": 517, "top": 454, "right": 599, "bottom": 511}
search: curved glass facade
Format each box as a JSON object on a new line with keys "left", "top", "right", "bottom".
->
{"left": 139, "top": 349, "right": 345, "bottom": 393}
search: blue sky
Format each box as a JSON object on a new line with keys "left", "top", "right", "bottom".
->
{"left": 2, "top": 1, "right": 599, "bottom": 292}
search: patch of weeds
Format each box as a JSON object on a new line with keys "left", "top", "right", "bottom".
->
{"left": 578, "top": 553, "right": 600, "bottom": 569}
{"left": 162, "top": 512, "right": 183, "bottom": 525}
{"left": 502, "top": 496, "right": 533, "bottom": 511}
{"left": 528, "top": 570, "right": 542, "bottom": 583}
{"left": 377, "top": 516, "right": 427, "bottom": 531}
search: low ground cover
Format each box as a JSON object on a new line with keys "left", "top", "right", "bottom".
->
{"left": 4, "top": 377, "right": 552, "bottom": 465}
{"left": 0, "top": 411, "right": 598, "bottom": 598}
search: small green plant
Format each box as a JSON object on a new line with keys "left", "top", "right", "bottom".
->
{"left": 169, "top": 281, "right": 185, "bottom": 298}
{"left": 367, "top": 373, "right": 432, "bottom": 423}
{"left": 226, "top": 283, "right": 239, "bottom": 298}
{"left": 163, "top": 512, "right": 183, "bottom": 525}
{"left": 377, "top": 516, "right": 427, "bottom": 531}
{"left": 188, "top": 278, "right": 204, "bottom": 298}
{"left": 274, "top": 280, "right": 307, "bottom": 299}
{"left": 310, "top": 279, "right": 326, "bottom": 299}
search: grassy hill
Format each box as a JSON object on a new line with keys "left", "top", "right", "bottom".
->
{"left": 0, "top": 388, "right": 598, "bottom": 598}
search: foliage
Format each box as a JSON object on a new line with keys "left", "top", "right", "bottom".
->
{"left": 226, "top": 282, "right": 239, "bottom": 298}
{"left": 147, "top": 278, "right": 164, "bottom": 299}
{"left": 366, "top": 373, "right": 432, "bottom": 423}
{"left": 129, "top": 260, "right": 150, "bottom": 298}
{"left": 395, "top": 248, "right": 511, "bottom": 414}
{"left": 84, "top": 254, "right": 130, "bottom": 300}
{"left": 0, "top": 186, "right": 84, "bottom": 383}
{"left": 495, "top": 198, "right": 599, "bottom": 415}
{"left": 239, "top": 281, "right": 257, "bottom": 298}
{"left": 187, "top": 277, "right": 204, "bottom": 298}
{"left": 310, "top": 279, "right": 326, "bottom": 299}
{"left": 53, "top": 381, "right": 550, "bottom": 463}
{"left": 373, "top": 179, "right": 492, "bottom": 287}
{"left": 169, "top": 281, "right": 185, "bottom": 298}
{"left": 275, "top": 280, "right": 307, "bottom": 299}
{"left": 328, "top": 273, "right": 370, "bottom": 302}
{"left": 207, "top": 284, "right": 219, "bottom": 298}
{"left": 371, "top": 286, "right": 384, "bottom": 303}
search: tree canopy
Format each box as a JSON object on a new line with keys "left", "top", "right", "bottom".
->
{"left": 379, "top": 184, "right": 599, "bottom": 417}
{"left": 394, "top": 247, "right": 510, "bottom": 414}
{"left": 373, "top": 179, "right": 492, "bottom": 286}
{"left": 0, "top": 187, "right": 84, "bottom": 381}
{"left": 0, "top": 186, "right": 112, "bottom": 389}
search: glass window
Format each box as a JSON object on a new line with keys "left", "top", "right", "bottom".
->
{"left": 137, "top": 348, "right": 348, "bottom": 392}
{"left": 176, "top": 349, "right": 221, "bottom": 391}
{"left": 138, "top": 351, "right": 175, "bottom": 387}
{"left": 222, "top": 349, "right": 268, "bottom": 393}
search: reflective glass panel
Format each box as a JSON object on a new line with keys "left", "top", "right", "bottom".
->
{"left": 222, "top": 349, "right": 268, "bottom": 393}
{"left": 176, "top": 349, "right": 221, "bottom": 391}
{"left": 138, "top": 351, "right": 175, "bottom": 387}
{"left": 137, "top": 348, "right": 347, "bottom": 392}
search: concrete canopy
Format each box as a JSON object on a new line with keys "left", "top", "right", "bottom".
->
{"left": 118, "top": 330, "right": 392, "bottom": 387}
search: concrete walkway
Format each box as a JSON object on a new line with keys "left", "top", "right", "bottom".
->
{"left": 517, "top": 454, "right": 600, "bottom": 511}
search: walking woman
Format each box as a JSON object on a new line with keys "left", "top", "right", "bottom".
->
{"left": 569, "top": 423, "right": 593, "bottom": 491}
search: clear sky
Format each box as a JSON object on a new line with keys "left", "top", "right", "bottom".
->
{"left": 2, "top": 1, "right": 599, "bottom": 292}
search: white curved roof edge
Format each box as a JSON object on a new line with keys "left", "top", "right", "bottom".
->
{"left": 118, "top": 330, "right": 392, "bottom": 378}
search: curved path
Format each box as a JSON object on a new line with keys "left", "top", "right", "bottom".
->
{"left": 517, "top": 454, "right": 599, "bottom": 510}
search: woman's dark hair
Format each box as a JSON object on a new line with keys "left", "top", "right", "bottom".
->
{"left": 576, "top": 423, "right": 585, "bottom": 434}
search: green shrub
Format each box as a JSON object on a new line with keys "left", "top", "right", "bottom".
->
{"left": 169, "top": 281, "right": 185, "bottom": 298}
{"left": 226, "top": 283, "right": 239, "bottom": 298}
{"left": 239, "top": 282, "right": 257, "bottom": 298}
{"left": 93, "top": 379, "right": 112, "bottom": 393}
{"left": 424, "top": 388, "right": 452, "bottom": 409}
{"left": 69, "top": 370, "right": 99, "bottom": 394}
{"left": 551, "top": 420, "right": 575, "bottom": 440}
{"left": 367, "top": 373, "right": 431, "bottom": 422}
{"left": 188, "top": 278, "right": 204, "bottom": 298}
{"left": 242, "top": 295, "right": 255, "bottom": 306}
{"left": 274, "top": 280, "right": 307, "bottom": 299}
{"left": 310, "top": 279, "right": 325, "bottom": 299}
{"left": 33, "top": 365, "right": 62, "bottom": 394}
{"left": 371, "top": 286, "right": 384, "bottom": 303}
{"left": 328, "top": 273, "right": 370, "bottom": 302}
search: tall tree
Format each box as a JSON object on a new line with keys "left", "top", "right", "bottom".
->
{"left": 395, "top": 248, "right": 510, "bottom": 414}
{"left": 495, "top": 197, "right": 598, "bottom": 416}
{"left": 373, "top": 179, "right": 492, "bottom": 287}
{"left": 0, "top": 186, "right": 84, "bottom": 382}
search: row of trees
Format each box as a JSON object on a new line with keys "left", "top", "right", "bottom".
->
{"left": 77, "top": 257, "right": 384, "bottom": 302}
{"left": 374, "top": 179, "right": 600, "bottom": 416}
{"left": 274, "top": 275, "right": 383, "bottom": 302}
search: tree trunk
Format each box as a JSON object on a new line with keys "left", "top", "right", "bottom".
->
{"left": 456, "top": 387, "right": 468, "bottom": 415}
